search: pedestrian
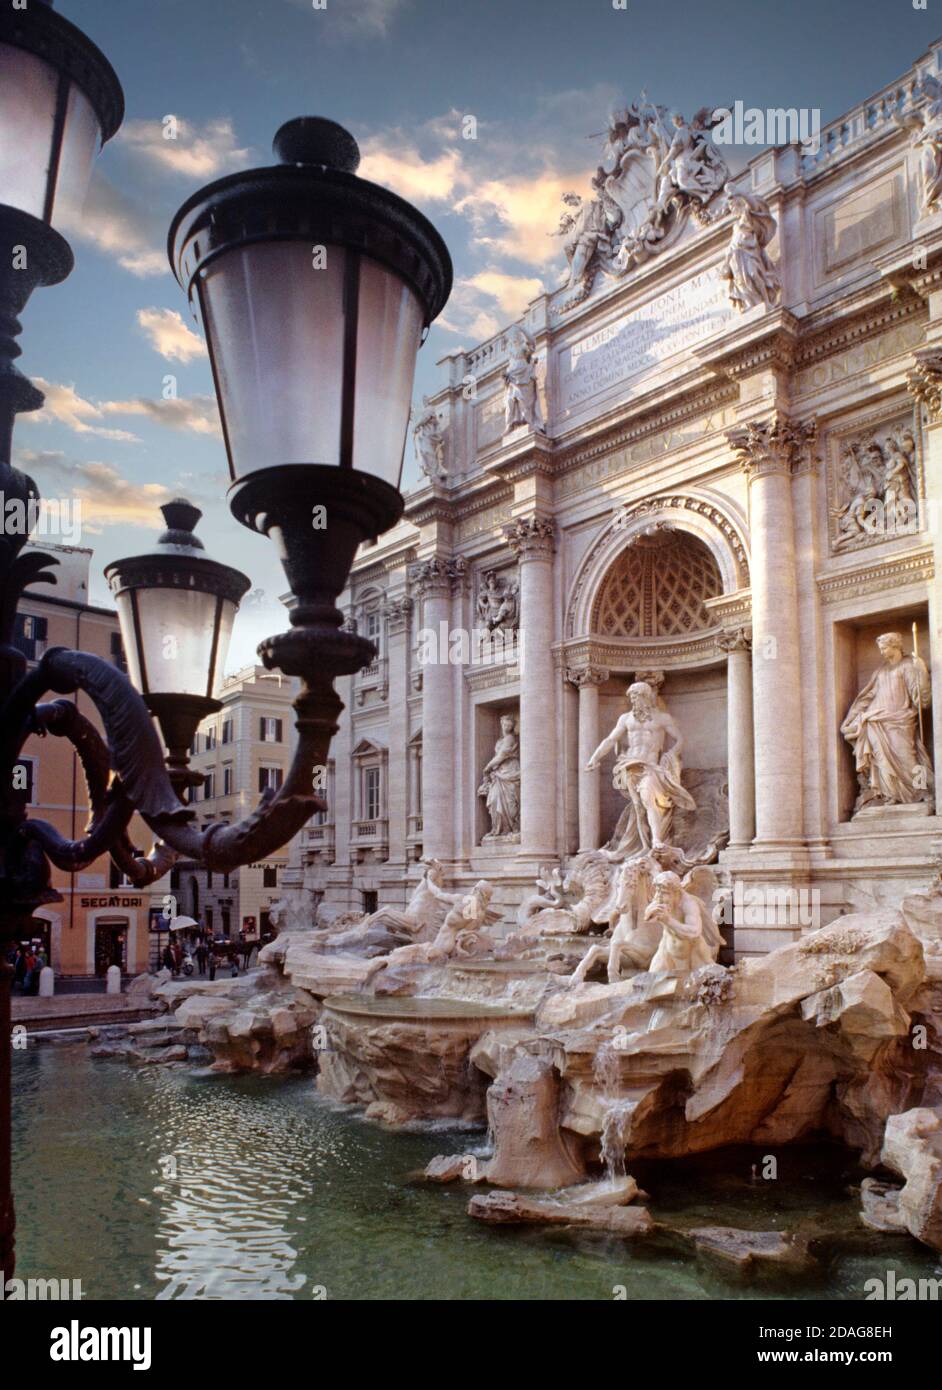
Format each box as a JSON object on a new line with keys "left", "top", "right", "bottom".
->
{"left": 13, "top": 946, "right": 27, "bottom": 994}
{"left": 195, "top": 938, "right": 208, "bottom": 976}
{"left": 161, "top": 942, "right": 174, "bottom": 974}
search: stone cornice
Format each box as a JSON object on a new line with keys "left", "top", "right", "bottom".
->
{"left": 463, "top": 661, "right": 520, "bottom": 692}
{"left": 794, "top": 292, "right": 925, "bottom": 372}
{"left": 694, "top": 310, "right": 801, "bottom": 382}
{"left": 557, "top": 632, "right": 725, "bottom": 670}
{"left": 815, "top": 545, "right": 934, "bottom": 604}
{"left": 554, "top": 378, "right": 738, "bottom": 476}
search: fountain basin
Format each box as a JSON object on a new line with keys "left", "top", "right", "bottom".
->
{"left": 316, "top": 993, "right": 536, "bottom": 1127}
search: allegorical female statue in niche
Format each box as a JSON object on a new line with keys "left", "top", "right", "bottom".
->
{"left": 478, "top": 714, "right": 521, "bottom": 839}
{"left": 840, "top": 631, "right": 933, "bottom": 812}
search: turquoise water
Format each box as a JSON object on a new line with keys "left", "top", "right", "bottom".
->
{"left": 11, "top": 1045, "right": 941, "bottom": 1301}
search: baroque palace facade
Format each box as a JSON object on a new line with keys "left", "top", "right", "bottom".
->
{"left": 299, "top": 40, "right": 942, "bottom": 956}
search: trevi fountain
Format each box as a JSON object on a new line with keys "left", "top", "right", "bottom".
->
{"left": 18, "top": 37, "right": 942, "bottom": 1308}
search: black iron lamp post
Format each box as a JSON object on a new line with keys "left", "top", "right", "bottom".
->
{"left": 0, "top": 14, "right": 452, "bottom": 1284}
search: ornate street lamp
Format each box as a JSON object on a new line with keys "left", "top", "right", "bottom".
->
{"left": 168, "top": 115, "right": 451, "bottom": 684}
{"left": 0, "top": 8, "right": 452, "bottom": 1282}
{"left": 105, "top": 499, "right": 250, "bottom": 792}
{"left": 0, "top": 0, "right": 123, "bottom": 430}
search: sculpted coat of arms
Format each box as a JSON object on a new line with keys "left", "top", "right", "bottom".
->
{"left": 553, "top": 96, "right": 729, "bottom": 309}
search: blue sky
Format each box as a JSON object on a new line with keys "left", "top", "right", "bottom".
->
{"left": 14, "top": 0, "right": 937, "bottom": 668}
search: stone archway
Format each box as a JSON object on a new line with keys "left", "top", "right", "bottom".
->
{"left": 592, "top": 526, "right": 724, "bottom": 640}
{"left": 566, "top": 492, "right": 749, "bottom": 641}
{"left": 565, "top": 499, "right": 751, "bottom": 856}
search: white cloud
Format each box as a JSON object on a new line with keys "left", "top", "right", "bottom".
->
{"left": 23, "top": 380, "right": 221, "bottom": 441}
{"left": 118, "top": 116, "right": 254, "bottom": 180}
{"left": 359, "top": 139, "right": 463, "bottom": 203}
{"left": 14, "top": 450, "right": 175, "bottom": 531}
{"left": 26, "top": 380, "right": 142, "bottom": 443}
{"left": 137, "top": 308, "right": 207, "bottom": 363}
{"left": 102, "top": 395, "right": 222, "bottom": 438}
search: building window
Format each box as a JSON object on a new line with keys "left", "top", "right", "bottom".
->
{"left": 258, "top": 765, "right": 284, "bottom": 793}
{"left": 207, "top": 870, "right": 213, "bottom": 890}
{"left": 221, "top": 909, "right": 231, "bottom": 937}
{"left": 13, "top": 614, "right": 48, "bottom": 663}
{"left": 203, "top": 772, "right": 215, "bottom": 800}
{"left": 110, "top": 631, "right": 127, "bottom": 672}
{"left": 223, "top": 765, "right": 233, "bottom": 796}
{"left": 205, "top": 727, "right": 217, "bottom": 751}
{"left": 361, "top": 890, "right": 378, "bottom": 915}
{"left": 364, "top": 766, "right": 381, "bottom": 821}
{"left": 223, "top": 871, "right": 230, "bottom": 889}
{"left": 12, "top": 758, "right": 35, "bottom": 805}
{"left": 259, "top": 717, "right": 283, "bottom": 743}
{"left": 222, "top": 718, "right": 232, "bottom": 745}
{"left": 170, "top": 866, "right": 180, "bottom": 891}
{"left": 263, "top": 866, "right": 278, "bottom": 889}
{"left": 313, "top": 807, "right": 328, "bottom": 826}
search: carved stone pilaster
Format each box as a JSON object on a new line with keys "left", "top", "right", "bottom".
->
{"left": 566, "top": 665, "right": 609, "bottom": 688}
{"left": 718, "top": 627, "right": 752, "bottom": 654}
{"left": 727, "top": 415, "right": 817, "bottom": 477}
{"left": 408, "top": 556, "right": 466, "bottom": 597}
{"left": 907, "top": 347, "right": 942, "bottom": 423}
{"left": 382, "top": 595, "right": 413, "bottom": 635}
{"left": 504, "top": 515, "right": 555, "bottom": 561}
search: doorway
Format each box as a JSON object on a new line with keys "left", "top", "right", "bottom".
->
{"left": 94, "top": 919, "right": 128, "bottom": 976}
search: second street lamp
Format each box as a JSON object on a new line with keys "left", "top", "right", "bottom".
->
{"left": 105, "top": 500, "right": 251, "bottom": 793}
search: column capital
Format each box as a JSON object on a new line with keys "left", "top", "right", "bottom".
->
{"left": 382, "top": 594, "right": 413, "bottom": 634}
{"left": 566, "top": 665, "right": 609, "bottom": 688}
{"left": 408, "top": 555, "right": 466, "bottom": 597}
{"left": 718, "top": 626, "right": 752, "bottom": 654}
{"left": 504, "top": 514, "right": 555, "bottom": 560}
{"left": 727, "top": 414, "right": 817, "bottom": 478}
{"left": 907, "top": 346, "right": 942, "bottom": 423}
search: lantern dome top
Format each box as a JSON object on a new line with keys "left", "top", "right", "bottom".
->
{"left": 272, "top": 117, "right": 360, "bottom": 173}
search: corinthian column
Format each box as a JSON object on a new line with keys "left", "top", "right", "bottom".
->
{"left": 382, "top": 594, "right": 413, "bottom": 868}
{"left": 411, "top": 557, "right": 464, "bottom": 862}
{"left": 728, "top": 417, "right": 814, "bottom": 849}
{"left": 567, "top": 666, "right": 609, "bottom": 851}
{"left": 718, "top": 630, "right": 755, "bottom": 847}
{"left": 506, "top": 516, "right": 557, "bottom": 859}
{"left": 908, "top": 347, "right": 942, "bottom": 815}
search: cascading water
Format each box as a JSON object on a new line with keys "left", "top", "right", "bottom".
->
{"left": 592, "top": 1039, "right": 636, "bottom": 1186}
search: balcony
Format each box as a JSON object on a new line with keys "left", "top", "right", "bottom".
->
{"left": 350, "top": 817, "right": 389, "bottom": 862}
{"left": 304, "top": 822, "right": 335, "bottom": 863}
